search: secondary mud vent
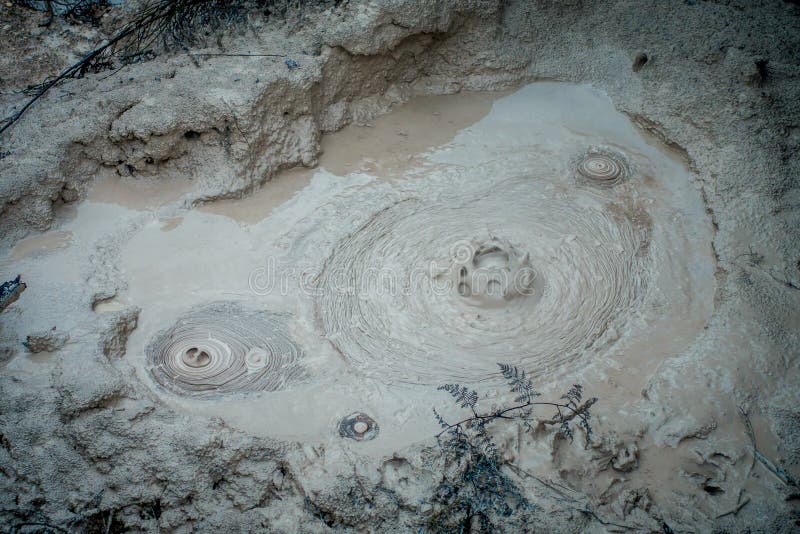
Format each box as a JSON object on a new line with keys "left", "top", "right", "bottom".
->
{"left": 339, "top": 412, "right": 380, "bottom": 441}
{"left": 574, "top": 146, "right": 631, "bottom": 187}
{"left": 146, "top": 302, "right": 306, "bottom": 398}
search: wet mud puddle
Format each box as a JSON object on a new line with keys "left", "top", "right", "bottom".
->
{"left": 2, "top": 84, "right": 716, "bottom": 454}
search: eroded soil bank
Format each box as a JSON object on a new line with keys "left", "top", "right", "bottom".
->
{"left": 1, "top": 1, "right": 799, "bottom": 532}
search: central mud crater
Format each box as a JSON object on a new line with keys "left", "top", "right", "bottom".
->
{"left": 450, "top": 237, "right": 539, "bottom": 305}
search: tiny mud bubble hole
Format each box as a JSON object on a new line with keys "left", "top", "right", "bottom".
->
{"left": 339, "top": 412, "right": 379, "bottom": 441}
{"left": 574, "top": 146, "right": 632, "bottom": 187}
{"left": 181, "top": 347, "right": 212, "bottom": 368}
{"left": 146, "top": 302, "right": 307, "bottom": 398}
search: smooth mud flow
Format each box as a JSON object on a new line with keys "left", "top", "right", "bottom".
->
{"left": 2, "top": 83, "right": 716, "bottom": 451}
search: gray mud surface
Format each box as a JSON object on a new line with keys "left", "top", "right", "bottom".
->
{"left": 1, "top": 1, "right": 799, "bottom": 531}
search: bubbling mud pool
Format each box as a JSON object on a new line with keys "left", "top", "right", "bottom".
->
{"left": 2, "top": 83, "right": 716, "bottom": 451}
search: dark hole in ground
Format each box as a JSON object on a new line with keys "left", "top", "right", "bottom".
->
{"left": 632, "top": 52, "right": 648, "bottom": 72}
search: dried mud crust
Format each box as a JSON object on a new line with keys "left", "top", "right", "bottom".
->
{"left": 0, "top": 0, "right": 799, "bottom": 532}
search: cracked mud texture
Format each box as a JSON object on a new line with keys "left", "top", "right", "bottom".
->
{"left": 1, "top": 0, "right": 799, "bottom": 532}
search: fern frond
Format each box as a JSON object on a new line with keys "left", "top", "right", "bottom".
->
{"left": 561, "top": 384, "right": 583, "bottom": 408}
{"left": 560, "top": 420, "right": 575, "bottom": 442}
{"left": 432, "top": 407, "right": 450, "bottom": 429}
{"left": 497, "top": 363, "right": 538, "bottom": 403}
{"left": 438, "top": 384, "right": 479, "bottom": 409}
{"left": 498, "top": 362, "right": 514, "bottom": 379}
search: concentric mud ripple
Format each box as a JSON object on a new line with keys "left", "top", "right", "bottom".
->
{"left": 314, "top": 177, "right": 650, "bottom": 385}
{"left": 147, "top": 302, "right": 306, "bottom": 398}
{"left": 574, "top": 146, "right": 631, "bottom": 187}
